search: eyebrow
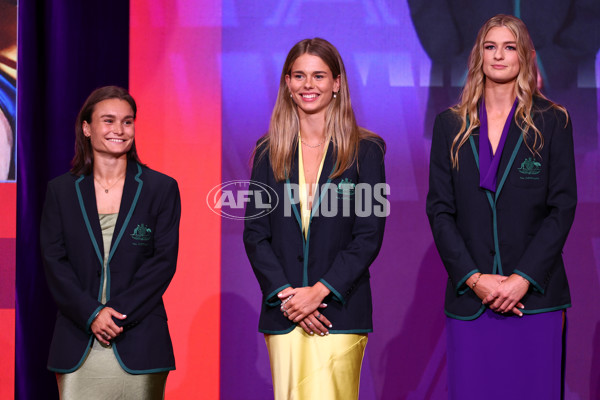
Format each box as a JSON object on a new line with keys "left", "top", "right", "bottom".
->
{"left": 483, "top": 40, "right": 517, "bottom": 45}
{"left": 290, "top": 70, "right": 329, "bottom": 75}
{"left": 99, "top": 114, "right": 134, "bottom": 119}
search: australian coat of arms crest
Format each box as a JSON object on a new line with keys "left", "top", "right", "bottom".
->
{"left": 517, "top": 157, "right": 541, "bottom": 176}
{"left": 130, "top": 224, "right": 152, "bottom": 241}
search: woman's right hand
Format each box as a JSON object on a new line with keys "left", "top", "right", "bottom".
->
{"left": 91, "top": 307, "right": 126, "bottom": 345}
{"left": 468, "top": 273, "right": 504, "bottom": 301}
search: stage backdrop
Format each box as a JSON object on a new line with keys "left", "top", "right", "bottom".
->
{"left": 130, "top": 0, "right": 600, "bottom": 399}
{"left": 11, "top": 1, "right": 599, "bottom": 399}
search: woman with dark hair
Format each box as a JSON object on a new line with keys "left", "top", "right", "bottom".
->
{"left": 426, "top": 15, "right": 576, "bottom": 399}
{"left": 244, "top": 38, "right": 387, "bottom": 399}
{"left": 41, "top": 86, "right": 180, "bottom": 399}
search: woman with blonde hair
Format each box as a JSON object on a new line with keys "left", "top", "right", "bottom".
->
{"left": 426, "top": 14, "right": 576, "bottom": 399}
{"left": 244, "top": 38, "right": 387, "bottom": 400}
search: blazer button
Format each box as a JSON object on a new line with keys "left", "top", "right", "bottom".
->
{"left": 97, "top": 270, "right": 101, "bottom": 277}
{"left": 297, "top": 256, "right": 303, "bottom": 262}
{"left": 489, "top": 250, "right": 496, "bottom": 256}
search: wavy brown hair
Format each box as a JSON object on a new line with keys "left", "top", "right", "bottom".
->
{"left": 254, "top": 38, "right": 382, "bottom": 181}
{"left": 71, "top": 86, "right": 143, "bottom": 176}
{"left": 450, "top": 14, "right": 567, "bottom": 168}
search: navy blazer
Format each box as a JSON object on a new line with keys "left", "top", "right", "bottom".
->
{"left": 40, "top": 161, "right": 181, "bottom": 373}
{"left": 244, "top": 138, "right": 387, "bottom": 334}
{"left": 426, "top": 97, "right": 577, "bottom": 320}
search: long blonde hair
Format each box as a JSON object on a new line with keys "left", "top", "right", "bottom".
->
{"left": 255, "top": 38, "right": 380, "bottom": 181}
{"left": 450, "top": 14, "right": 567, "bottom": 168}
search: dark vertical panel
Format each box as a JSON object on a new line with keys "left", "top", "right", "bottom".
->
{"left": 16, "top": 1, "right": 128, "bottom": 398}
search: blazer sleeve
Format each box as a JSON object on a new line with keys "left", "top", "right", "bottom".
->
{"left": 513, "top": 112, "right": 577, "bottom": 293}
{"left": 105, "top": 178, "right": 181, "bottom": 327}
{"left": 319, "top": 140, "right": 387, "bottom": 304}
{"left": 426, "top": 114, "right": 480, "bottom": 293}
{"left": 40, "top": 182, "right": 104, "bottom": 333}
{"left": 243, "top": 151, "right": 291, "bottom": 306}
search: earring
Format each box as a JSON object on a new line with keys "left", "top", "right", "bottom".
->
{"left": 333, "top": 93, "right": 337, "bottom": 98}
{"left": 290, "top": 94, "right": 293, "bottom": 98}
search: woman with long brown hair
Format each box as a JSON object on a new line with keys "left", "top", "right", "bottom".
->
{"left": 41, "top": 86, "right": 180, "bottom": 399}
{"left": 244, "top": 38, "right": 387, "bottom": 399}
{"left": 426, "top": 15, "right": 576, "bottom": 399}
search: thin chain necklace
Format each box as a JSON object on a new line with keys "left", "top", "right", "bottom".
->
{"left": 94, "top": 174, "right": 125, "bottom": 194}
{"left": 300, "top": 136, "right": 326, "bottom": 148}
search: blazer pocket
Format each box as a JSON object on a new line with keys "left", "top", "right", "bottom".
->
{"left": 126, "top": 214, "right": 156, "bottom": 250}
{"left": 510, "top": 155, "right": 545, "bottom": 188}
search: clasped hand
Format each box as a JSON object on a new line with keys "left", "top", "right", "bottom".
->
{"left": 278, "top": 283, "right": 332, "bottom": 336}
{"left": 90, "top": 307, "right": 127, "bottom": 345}
{"left": 471, "top": 274, "right": 530, "bottom": 317}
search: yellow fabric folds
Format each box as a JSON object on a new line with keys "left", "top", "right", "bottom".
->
{"left": 265, "top": 327, "right": 367, "bottom": 400}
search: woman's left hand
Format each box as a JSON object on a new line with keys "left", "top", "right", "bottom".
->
{"left": 91, "top": 307, "right": 127, "bottom": 345}
{"left": 482, "top": 274, "right": 530, "bottom": 315}
{"left": 279, "top": 282, "right": 331, "bottom": 323}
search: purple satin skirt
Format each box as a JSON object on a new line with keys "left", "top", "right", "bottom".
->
{"left": 446, "top": 309, "right": 565, "bottom": 400}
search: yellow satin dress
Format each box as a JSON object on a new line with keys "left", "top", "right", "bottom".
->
{"left": 264, "top": 138, "right": 368, "bottom": 400}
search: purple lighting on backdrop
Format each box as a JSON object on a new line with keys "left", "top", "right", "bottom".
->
{"left": 220, "top": 1, "right": 600, "bottom": 399}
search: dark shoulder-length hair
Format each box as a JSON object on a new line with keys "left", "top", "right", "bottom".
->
{"left": 70, "top": 85, "right": 143, "bottom": 176}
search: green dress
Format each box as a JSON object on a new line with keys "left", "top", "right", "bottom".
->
{"left": 57, "top": 213, "right": 168, "bottom": 400}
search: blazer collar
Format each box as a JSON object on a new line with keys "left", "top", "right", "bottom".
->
{"left": 285, "top": 142, "right": 335, "bottom": 236}
{"left": 75, "top": 161, "right": 144, "bottom": 268}
{"left": 470, "top": 119, "right": 523, "bottom": 202}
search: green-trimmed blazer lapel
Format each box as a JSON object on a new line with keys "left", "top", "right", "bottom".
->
{"left": 75, "top": 162, "right": 144, "bottom": 302}
{"left": 285, "top": 141, "right": 335, "bottom": 287}
{"left": 469, "top": 120, "right": 524, "bottom": 275}
{"left": 285, "top": 144, "right": 302, "bottom": 234}
{"left": 109, "top": 162, "right": 144, "bottom": 268}
{"left": 75, "top": 174, "right": 104, "bottom": 269}
{"left": 493, "top": 120, "right": 523, "bottom": 200}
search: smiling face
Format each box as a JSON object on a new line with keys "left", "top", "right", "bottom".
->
{"left": 82, "top": 98, "right": 135, "bottom": 160}
{"left": 482, "top": 26, "right": 520, "bottom": 86}
{"left": 285, "top": 53, "right": 340, "bottom": 119}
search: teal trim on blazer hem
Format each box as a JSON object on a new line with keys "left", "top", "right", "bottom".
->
{"left": 513, "top": 269, "right": 544, "bottom": 294}
{"left": 328, "top": 329, "right": 372, "bottom": 334}
{"left": 259, "top": 325, "right": 296, "bottom": 335}
{"left": 445, "top": 304, "right": 486, "bottom": 321}
{"left": 319, "top": 279, "right": 345, "bottom": 305}
{"left": 264, "top": 284, "right": 291, "bottom": 307}
{"left": 521, "top": 304, "right": 570, "bottom": 315}
{"left": 112, "top": 344, "right": 175, "bottom": 374}
{"left": 456, "top": 269, "right": 479, "bottom": 295}
{"left": 47, "top": 336, "right": 94, "bottom": 373}
{"left": 259, "top": 326, "right": 372, "bottom": 335}
{"left": 86, "top": 305, "right": 105, "bottom": 333}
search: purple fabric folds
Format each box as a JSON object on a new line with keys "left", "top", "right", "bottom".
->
{"left": 446, "top": 309, "right": 564, "bottom": 400}
{"left": 478, "top": 98, "right": 518, "bottom": 191}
